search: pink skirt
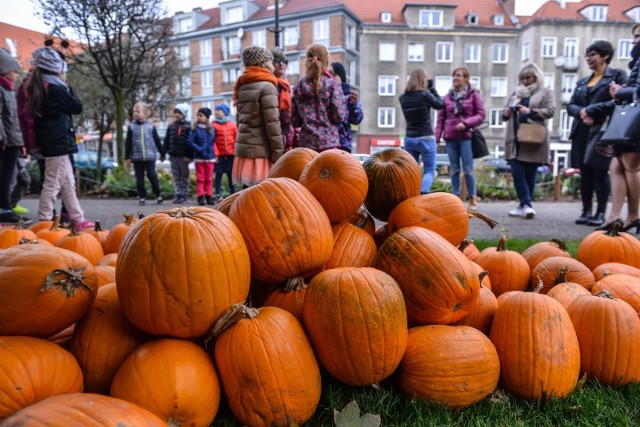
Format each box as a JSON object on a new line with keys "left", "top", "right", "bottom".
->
{"left": 232, "top": 157, "right": 272, "bottom": 188}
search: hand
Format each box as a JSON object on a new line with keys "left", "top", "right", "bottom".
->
{"left": 213, "top": 157, "right": 219, "bottom": 163}
{"left": 125, "top": 159, "right": 132, "bottom": 166}
{"left": 582, "top": 116, "right": 594, "bottom": 126}
{"left": 503, "top": 107, "right": 512, "bottom": 118}
{"left": 456, "top": 122, "right": 466, "bottom": 131}
{"left": 348, "top": 89, "right": 359, "bottom": 105}
{"left": 609, "top": 82, "right": 622, "bottom": 98}
{"left": 517, "top": 105, "right": 531, "bottom": 115}
{"left": 579, "top": 108, "right": 589, "bottom": 120}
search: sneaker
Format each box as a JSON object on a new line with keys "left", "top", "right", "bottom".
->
{"left": 197, "top": 196, "right": 205, "bottom": 206}
{"left": 12, "top": 204, "right": 29, "bottom": 215}
{"left": 139, "top": 198, "right": 146, "bottom": 205}
{"left": 523, "top": 205, "right": 536, "bottom": 219}
{"left": 172, "top": 197, "right": 182, "bottom": 204}
{"left": 0, "top": 211, "right": 32, "bottom": 225}
{"left": 508, "top": 206, "right": 524, "bottom": 217}
{"left": 75, "top": 219, "right": 95, "bottom": 231}
{"left": 156, "top": 196, "right": 164, "bottom": 204}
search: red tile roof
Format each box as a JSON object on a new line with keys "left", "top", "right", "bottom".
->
{"left": 524, "top": 0, "right": 639, "bottom": 25}
{"left": 0, "top": 22, "right": 48, "bottom": 70}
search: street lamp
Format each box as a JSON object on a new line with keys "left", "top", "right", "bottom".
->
{"left": 266, "top": 0, "right": 281, "bottom": 47}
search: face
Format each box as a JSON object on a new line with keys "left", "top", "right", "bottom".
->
{"left": 452, "top": 70, "right": 467, "bottom": 88}
{"left": 328, "top": 67, "right": 342, "bottom": 83}
{"left": 585, "top": 50, "right": 606, "bottom": 70}
{"left": 633, "top": 28, "right": 640, "bottom": 45}
{"left": 133, "top": 106, "right": 147, "bottom": 121}
{"left": 273, "top": 60, "right": 288, "bottom": 77}
{"left": 265, "top": 60, "right": 274, "bottom": 73}
{"left": 2, "top": 70, "right": 18, "bottom": 83}
{"left": 197, "top": 112, "right": 207, "bottom": 123}
{"left": 520, "top": 74, "right": 536, "bottom": 85}
{"left": 214, "top": 109, "right": 225, "bottom": 119}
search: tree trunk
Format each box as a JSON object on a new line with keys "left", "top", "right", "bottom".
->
{"left": 115, "top": 88, "right": 126, "bottom": 165}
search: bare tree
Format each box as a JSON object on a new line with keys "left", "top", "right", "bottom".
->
{"left": 36, "top": 0, "right": 183, "bottom": 164}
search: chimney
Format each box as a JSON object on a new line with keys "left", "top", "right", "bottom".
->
{"left": 502, "top": 0, "right": 516, "bottom": 15}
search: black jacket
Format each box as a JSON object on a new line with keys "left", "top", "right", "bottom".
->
{"left": 163, "top": 120, "right": 193, "bottom": 157}
{"left": 34, "top": 83, "right": 82, "bottom": 158}
{"left": 399, "top": 84, "right": 444, "bottom": 138}
{"left": 617, "top": 56, "right": 640, "bottom": 103}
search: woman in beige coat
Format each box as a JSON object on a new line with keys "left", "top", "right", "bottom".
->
{"left": 502, "top": 63, "right": 556, "bottom": 219}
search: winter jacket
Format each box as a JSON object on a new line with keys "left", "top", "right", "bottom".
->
{"left": 188, "top": 124, "right": 215, "bottom": 160}
{"left": 617, "top": 54, "right": 640, "bottom": 103}
{"left": 15, "top": 75, "right": 35, "bottom": 152}
{"left": 213, "top": 120, "right": 237, "bottom": 157}
{"left": 34, "top": 82, "right": 82, "bottom": 158}
{"left": 163, "top": 119, "right": 192, "bottom": 158}
{"left": 435, "top": 86, "right": 485, "bottom": 142}
{"left": 0, "top": 80, "right": 23, "bottom": 148}
{"left": 399, "top": 84, "right": 444, "bottom": 138}
{"left": 235, "top": 80, "right": 283, "bottom": 163}
{"left": 291, "top": 74, "right": 347, "bottom": 152}
{"left": 125, "top": 120, "right": 163, "bottom": 162}
{"left": 337, "top": 86, "right": 363, "bottom": 152}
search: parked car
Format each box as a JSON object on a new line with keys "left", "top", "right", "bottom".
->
{"left": 73, "top": 150, "right": 118, "bottom": 171}
{"left": 478, "top": 157, "right": 510, "bottom": 174}
{"left": 435, "top": 153, "right": 450, "bottom": 176}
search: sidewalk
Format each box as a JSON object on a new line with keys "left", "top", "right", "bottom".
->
{"left": 17, "top": 196, "right": 633, "bottom": 242}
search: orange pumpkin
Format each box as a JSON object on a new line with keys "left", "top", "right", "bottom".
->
{"left": 267, "top": 147, "right": 318, "bottom": 181}
{"left": 96, "top": 252, "right": 118, "bottom": 267}
{"left": 116, "top": 207, "right": 251, "bottom": 338}
{"left": 577, "top": 223, "right": 640, "bottom": 270}
{"left": 56, "top": 223, "right": 105, "bottom": 265}
{"left": 459, "top": 239, "right": 480, "bottom": 262}
{"left": 325, "top": 223, "right": 377, "bottom": 270}
{"left": 82, "top": 220, "right": 109, "bottom": 250}
{"left": 521, "top": 239, "right": 572, "bottom": 271}
{"left": 471, "top": 261, "right": 492, "bottom": 291}
{"left": 0, "top": 336, "right": 84, "bottom": 419}
{"left": 341, "top": 206, "right": 376, "bottom": 237}
{"left": 591, "top": 273, "right": 640, "bottom": 316}
{"left": 593, "top": 262, "right": 640, "bottom": 281}
{"left": 35, "top": 215, "right": 70, "bottom": 245}
{"left": 214, "top": 189, "right": 244, "bottom": 217}
{"left": 94, "top": 265, "right": 116, "bottom": 287}
{"left": 530, "top": 256, "right": 595, "bottom": 294}
{"left": 546, "top": 282, "right": 592, "bottom": 310}
{"left": 262, "top": 279, "right": 308, "bottom": 323}
{"left": 475, "top": 236, "right": 530, "bottom": 297}
{"left": 29, "top": 219, "right": 54, "bottom": 234}
{"left": 47, "top": 324, "right": 75, "bottom": 350}
{"left": 0, "top": 220, "right": 37, "bottom": 249}
{"left": 453, "top": 285, "right": 498, "bottom": 336}
{"left": 103, "top": 214, "right": 136, "bottom": 254}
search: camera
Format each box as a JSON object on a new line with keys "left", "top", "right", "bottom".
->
{"left": 509, "top": 105, "right": 520, "bottom": 112}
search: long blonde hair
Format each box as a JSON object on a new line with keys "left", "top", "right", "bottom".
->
{"left": 405, "top": 68, "right": 429, "bottom": 93}
{"left": 304, "top": 44, "right": 330, "bottom": 96}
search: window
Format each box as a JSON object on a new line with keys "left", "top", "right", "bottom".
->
{"left": 470, "top": 76, "right": 480, "bottom": 89}
{"left": 177, "top": 44, "right": 190, "bottom": 67}
{"left": 201, "top": 101, "right": 213, "bottom": 111}
{"left": 285, "top": 60, "right": 300, "bottom": 76}
{"left": 492, "top": 44, "right": 508, "bottom": 63}
{"left": 226, "top": 6, "right": 243, "bottom": 23}
{"left": 346, "top": 25, "right": 356, "bottom": 49}
{"left": 348, "top": 60, "right": 356, "bottom": 85}
{"left": 201, "top": 70, "right": 213, "bottom": 96}
{"left": 588, "top": 6, "right": 607, "bottom": 21}
{"left": 252, "top": 29, "right": 266, "bottom": 48}
{"left": 283, "top": 26, "right": 299, "bottom": 46}
{"left": 378, "top": 107, "right": 395, "bottom": 128}
{"left": 177, "top": 17, "right": 192, "bottom": 33}
{"left": 465, "top": 44, "right": 481, "bottom": 63}
{"left": 381, "top": 12, "right": 392, "bottom": 23}
{"left": 179, "top": 76, "right": 191, "bottom": 98}
{"left": 626, "top": 7, "right": 640, "bottom": 22}
{"left": 419, "top": 10, "right": 443, "bottom": 28}
{"left": 314, "top": 19, "right": 329, "bottom": 46}
{"left": 200, "top": 39, "right": 212, "bottom": 65}
{"left": 467, "top": 14, "right": 479, "bottom": 25}
{"left": 223, "top": 36, "right": 241, "bottom": 59}
{"left": 493, "top": 14, "right": 504, "bottom": 26}
{"left": 436, "top": 42, "right": 453, "bottom": 63}
{"left": 541, "top": 37, "right": 557, "bottom": 58}
{"left": 408, "top": 43, "right": 424, "bottom": 62}
{"left": 222, "top": 68, "right": 241, "bottom": 84}
{"left": 559, "top": 110, "right": 573, "bottom": 141}
{"left": 544, "top": 73, "right": 555, "bottom": 90}
{"left": 379, "top": 42, "right": 396, "bottom": 61}
{"left": 378, "top": 76, "right": 396, "bottom": 96}
{"left": 561, "top": 73, "right": 577, "bottom": 97}
{"left": 434, "top": 76, "right": 451, "bottom": 95}
{"left": 564, "top": 38, "right": 579, "bottom": 59}
{"left": 490, "top": 77, "right": 507, "bottom": 97}
{"left": 490, "top": 108, "right": 505, "bottom": 128}
{"left": 619, "top": 40, "right": 633, "bottom": 60}
{"left": 522, "top": 41, "right": 530, "bottom": 62}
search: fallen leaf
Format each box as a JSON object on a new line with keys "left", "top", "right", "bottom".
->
{"left": 334, "top": 400, "right": 381, "bottom": 427}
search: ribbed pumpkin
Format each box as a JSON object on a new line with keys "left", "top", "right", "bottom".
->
{"left": 567, "top": 291, "right": 640, "bottom": 387}
{"left": 453, "top": 285, "right": 498, "bottom": 336}
{"left": 302, "top": 267, "right": 408, "bottom": 386}
{"left": 95, "top": 265, "right": 116, "bottom": 287}
{"left": 0, "top": 336, "right": 84, "bottom": 420}
{"left": 591, "top": 273, "right": 640, "bottom": 316}
{"left": 0, "top": 245, "right": 98, "bottom": 338}
{"left": 577, "top": 223, "right": 640, "bottom": 270}
{"left": 521, "top": 239, "right": 572, "bottom": 271}
{"left": 214, "top": 189, "right": 244, "bottom": 216}
{"left": 213, "top": 305, "right": 321, "bottom": 427}
{"left": 0, "top": 220, "right": 37, "bottom": 249}
{"left": 228, "top": 178, "right": 333, "bottom": 285}
{"left": 103, "top": 214, "right": 136, "bottom": 254}
{"left": 489, "top": 289, "right": 580, "bottom": 400}
{"left": 324, "top": 223, "right": 377, "bottom": 270}
{"left": 47, "top": 324, "right": 75, "bottom": 350}
{"left": 546, "top": 282, "right": 592, "bottom": 310}
{"left": 2, "top": 393, "right": 165, "bottom": 426}
{"left": 475, "top": 237, "right": 530, "bottom": 297}
{"left": 471, "top": 261, "right": 492, "bottom": 291}
{"left": 373, "top": 223, "right": 390, "bottom": 249}
{"left": 377, "top": 226, "right": 480, "bottom": 325}
{"left": 395, "top": 325, "right": 500, "bottom": 409}
{"left": 267, "top": 146, "right": 318, "bottom": 180}
{"left": 56, "top": 222, "right": 105, "bottom": 265}
{"left": 70, "top": 284, "right": 149, "bottom": 394}
{"left": 529, "top": 256, "right": 595, "bottom": 294}
{"left": 116, "top": 207, "right": 251, "bottom": 338}
{"left": 96, "top": 252, "right": 118, "bottom": 267}
{"left": 341, "top": 206, "right": 376, "bottom": 237}
{"left": 593, "top": 262, "right": 640, "bottom": 281}
{"left": 299, "top": 149, "right": 369, "bottom": 224}
{"left": 262, "top": 279, "right": 308, "bottom": 323}
{"left": 35, "top": 215, "right": 70, "bottom": 245}
{"left": 111, "top": 338, "right": 220, "bottom": 427}
{"left": 459, "top": 239, "right": 480, "bottom": 262}
{"left": 362, "top": 147, "right": 422, "bottom": 221}
{"left": 82, "top": 220, "right": 109, "bottom": 250}
{"left": 28, "top": 219, "right": 54, "bottom": 233}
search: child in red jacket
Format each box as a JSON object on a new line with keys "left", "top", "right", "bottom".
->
{"left": 212, "top": 104, "right": 237, "bottom": 201}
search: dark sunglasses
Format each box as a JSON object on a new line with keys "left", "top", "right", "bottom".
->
{"left": 274, "top": 60, "right": 288, "bottom": 66}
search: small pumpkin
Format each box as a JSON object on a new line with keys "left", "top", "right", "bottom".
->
{"left": 96, "top": 252, "right": 118, "bottom": 267}
{"left": 82, "top": 220, "right": 109, "bottom": 250}
{"left": 453, "top": 285, "right": 497, "bottom": 336}
{"left": 103, "top": 214, "right": 136, "bottom": 254}
{"left": 546, "top": 282, "right": 592, "bottom": 310}
{"left": 267, "top": 147, "right": 318, "bottom": 181}
{"left": 0, "top": 220, "right": 37, "bottom": 249}
{"left": 475, "top": 236, "right": 530, "bottom": 297}
{"left": 577, "top": 222, "right": 640, "bottom": 270}
{"left": 214, "top": 189, "right": 244, "bottom": 216}
{"left": 593, "top": 262, "right": 640, "bottom": 281}
{"left": 324, "top": 223, "right": 377, "bottom": 270}
{"left": 262, "top": 278, "right": 308, "bottom": 323}
{"left": 56, "top": 221, "right": 105, "bottom": 265}
{"left": 521, "top": 239, "right": 572, "bottom": 271}
{"left": 591, "top": 273, "right": 640, "bottom": 316}
{"left": 35, "top": 215, "right": 70, "bottom": 245}
{"left": 529, "top": 256, "right": 595, "bottom": 294}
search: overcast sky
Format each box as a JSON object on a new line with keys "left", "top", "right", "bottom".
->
{"left": 0, "top": 0, "right": 547, "bottom": 33}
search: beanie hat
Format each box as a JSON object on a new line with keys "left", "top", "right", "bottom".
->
{"left": 174, "top": 102, "right": 190, "bottom": 120}
{"left": 242, "top": 46, "right": 273, "bottom": 67}
{"left": 0, "top": 49, "right": 21, "bottom": 75}
{"left": 32, "top": 47, "right": 68, "bottom": 74}
{"left": 197, "top": 107, "right": 212, "bottom": 119}
{"left": 270, "top": 47, "right": 287, "bottom": 64}
{"left": 331, "top": 62, "right": 347, "bottom": 83}
{"left": 215, "top": 104, "right": 230, "bottom": 116}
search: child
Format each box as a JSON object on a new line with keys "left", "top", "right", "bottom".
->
{"left": 330, "top": 61, "right": 363, "bottom": 153}
{"left": 163, "top": 103, "right": 192, "bottom": 203}
{"left": 125, "top": 101, "right": 165, "bottom": 205}
{"left": 212, "top": 104, "right": 236, "bottom": 201}
{"left": 188, "top": 107, "right": 215, "bottom": 205}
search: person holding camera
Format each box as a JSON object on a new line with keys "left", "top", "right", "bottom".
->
{"left": 330, "top": 62, "right": 363, "bottom": 153}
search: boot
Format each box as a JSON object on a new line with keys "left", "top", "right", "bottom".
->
{"left": 575, "top": 210, "right": 592, "bottom": 225}
{"left": 197, "top": 196, "right": 205, "bottom": 206}
{"left": 468, "top": 195, "right": 479, "bottom": 210}
{"left": 205, "top": 195, "right": 216, "bottom": 205}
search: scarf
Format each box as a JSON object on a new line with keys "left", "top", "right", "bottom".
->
{"left": 42, "top": 74, "right": 69, "bottom": 90}
{"left": 233, "top": 66, "right": 278, "bottom": 101}
{"left": 510, "top": 82, "right": 539, "bottom": 106}
{"left": 215, "top": 117, "right": 229, "bottom": 124}
{"left": 630, "top": 42, "right": 640, "bottom": 70}
{"left": 0, "top": 75, "right": 13, "bottom": 91}
{"left": 450, "top": 85, "right": 467, "bottom": 116}
{"left": 276, "top": 76, "right": 292, "bottom": 114}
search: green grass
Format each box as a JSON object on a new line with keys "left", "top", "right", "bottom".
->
{"left": 474, "top": 239, "right": 581, "bottom": 258}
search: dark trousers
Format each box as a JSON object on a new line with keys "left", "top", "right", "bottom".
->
{"left": 580, "top": 165, "right": 610, "bottom": 214}
{"left": 133, "top": 160, "right": 160, "bottom": 198}
{"left": 0, "top": 146, "right": 19, "bottom": 210}
{"left": 510, "top": 159, "right": 540, "bottom": 208}
{"left": 214, "top": 155, "right": 235, "bottom": 196}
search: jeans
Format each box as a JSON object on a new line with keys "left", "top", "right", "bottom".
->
{"left": 133, "top": 160, "right": 160, "bottom": 198}
{"left": 445, "top": 139, "right": 476, "bottom": 197}
{"left": 404, "top": 136, "right": 436, "bottom": 194}
{"left": 509, "top": 159, "right": 540, "bottom": 207}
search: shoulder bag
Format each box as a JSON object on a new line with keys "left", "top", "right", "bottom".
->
{"left": 599, "top": 101, "right": 640, "bottom": 147}
{"left": 471, "top": 122, "right": 489, "bottom": 159}
{"left": 516, "top": 123, "right": 547, "bottom": 145}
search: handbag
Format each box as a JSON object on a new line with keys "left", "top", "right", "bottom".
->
{"left": 471, "top": 122, "right": 490, "bottom": 159}
{"left": 599, "top": 101, "right": 640, "bottom": 147}
{"left": 516, "top": 123, "right": 547, "bottom": 145}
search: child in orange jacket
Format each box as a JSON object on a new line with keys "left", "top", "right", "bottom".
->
{"left": 212, "top": 104, "right": 237, "bottom": 201}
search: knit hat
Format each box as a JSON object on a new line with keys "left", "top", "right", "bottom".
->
{"left": 197, "top": 107, "right": 212, "bottom": 119}
{"left": 242, "top": 46, "right": 273, "bottom": 67}
{"left": 174, "top": 102, "right": 190, "bottom": 120}
{"left": 215, "top": 104, "right": 230, "bottom": 116}
{"left": 270, "top": 47, "right": 287, "bottom": 64}
{"left": 0, "top": 49, "right": 20, "bottom": 75}
{"left": 331, "top": 62, "right": 347, "bottom": 83}
{"left": 32, "top": 47, "right": 68, "bottom": 74}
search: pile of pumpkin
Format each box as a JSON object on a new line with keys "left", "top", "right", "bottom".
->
{"left": 1, "top": 147, "right": 640, "bottom": 426}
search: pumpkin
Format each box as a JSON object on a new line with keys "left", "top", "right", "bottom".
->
{"left": 213, "top": 305, "right": 321, "bottom": 427}
{"left": 35, "top": 215, "right": 70, "bottom": 245}
{"left": 228, "top": 177, "right": 333, "bottom": 285}
{"left": 453, "top": 285, "right": 498, "bottom": 336}
{"left": 18, "top": 237, "right": 52, "bottom": 246}
{"left": 28, "top": 219, "right": 54, "bottom": 234}
{"left": 373, "top": 223, "right": 390, "bottom": 249}
{"left": 82, "top": 220, "right": 109, "bottom": 250}
{"left": 56, "top": 222, "right": 105, "bottom": 265}
{"left": 96, "top": 252, "right": 118, "bottom": 267}
{"left": 521, "top": 239, "right": 572, "bottom": 271}
{"left": 530, "top": 256, "right": 595, "bottom": 294}
{"left": 0, "top": 220, "right": 37, "bottom": 249}
{"left": 567, "top": 291, "right": 640, "bottom": 387}
{"left": 577, "top": 223, "right": 640, "bottom": 270}
{"left": 471, "top": 261, "right": 492, "bottom": 291}
{"left": 2, "top": 393, "right": 165, "bottom": 426}
{"left": 395, "top": 325, "right": 500, "bottom": 409}
{"left": 546, "top": 282, "right": 591, "bottom": 310}
{"left": 116, "top": 207, "right": 251, "bottom": 338}
{"left": 475, "top": 236, "right": 530, "bottom": 297}
{"left": 362, "top": 147, "right": 422, "bottom": 222}
{"left": 262, "top": 278, "right": 308, "bottom": 323}
{"left": 95, "top": 265, "right": 116, "bottom": 287}
{"left": 0, "top": 245, "right": 98, "bottom": 338}
{"left": 302, "top": 267, "right": 408, "bottom": 386}
{"left": 267, "top": 146, "right": 318, "bottom": 181}
{"left": 70, "top": 284, "right": 149, "bottom": 394}
{"left": 103, "top": 214, "right": 136, "bottom": 254}
{"left": 591, "top": 273, "right": 640, "bottom": 316}
{"left": 459, "top": 239, "right": 480, "bottom": 262}
{"left": 325, "top": 223, "right": 377, "bottom": 270}
{"left": 0, "top": 336, "right": 84, "bottom": 420}
{"left": 47, "top": 324, "right": 75, "bottom": 350}
{"left": 214, "top": 189, "right": 244, "bottom": 216}
{"left": 111, "top": 338, "right": 220, "bottom": 427}
{"left": 593, "top": 262, "right": 640, "bottom": 281}
{"left": 489, "top": 288, "right": 580, "bottom": 400}
{"left": 299, "top": 149, "right": 369, "bottom": 223}
{"left": 341, "top": 205, "right": 376, "bottom": 237}
{"left": 376, "top": 226, "right": 480, "bottom": 325}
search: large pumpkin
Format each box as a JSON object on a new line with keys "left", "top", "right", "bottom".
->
{"left": 0, "top": 220, "right": 37, "bottom": 249}
{"left": 302, "top": 267, "right": 408, "bottom": 386}
{"left": 116, "top": 207, "right": 251, "bottom": 338}
{"left": 228, "top": 178, "right": 333, "bottom": 284}
{"left": 376, "top": 226, "right": 480, "bottom": 325}
{"left": 324, "top": 223, "right": 377, "bottom": 270}
{"left": 546, "top": 282, "right": 592, "bottom": 310}
{"left": 0, "top": 245, "right": 98, "bottom": 338}
{"left": 591, "top": 273, "right": 640, "bottom": 316}
{"left": 475, "top": 236, "right": 530, "bottom": 297}
{"left": 577, "top": 223, "right": 640, "bottom": 270}
{"left": 267, "top": 147, "right": 318, "bottom": 181}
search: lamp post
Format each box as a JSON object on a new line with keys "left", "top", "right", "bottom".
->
{"left": 267, "top": 0, "right": 281, "bottom": 47}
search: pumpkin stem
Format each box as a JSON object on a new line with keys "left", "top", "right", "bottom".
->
{"left": 549, "top": 239, "right": 567, "bottom": 252}
{"left": 595, "top": 290, "right": 615, "bottom": 299}
{"left": 68, "top": 220, "right": 81, "bottom": 237}
{"left": 15, "top": 219, "right": 26, "bottom": 230}
{"left": 285, "top": 276, "right": 308, "bottom": 292}
{"left": 19, "top": 237, "right": 40, "bottom": 245}
{"left": 137, "top": 211, "right": 145, "bottom": 220}
{"left": 207, "top": 303, "right": 261, "bottom": 341}
{"left": 167, "top": 418, "right": 184, "bottom": 427}
{"left": 318, "top": 167, "right": 333, "bottom": 180}
{"left": 496, "top": 236, "right": 508, "bottom": 252}
{"left": 168, "top": 207, "right": 195, "bottom": 219}
{"left": 532, "top": 278, "right": 543, "bottom": 294}
{"left": 123, "top": 214, "right": 134, "bottom": 226}
{"left": 49, "top": 214, "right": 62, "bottom": 231}
{"left": 351, "top": 207, "right": 370, "bottom": 229}
{"left": 602, "top": 270, "right": 612, "bottom": 277}
{"left": 41, "top": 266, "right": 93, "bottom": 297}
{"left": 93, "top": 220, "right": 103, "bottom": 232}
{"left": 467, "top": 210, "right": 498, "bottom": 229}
{"left": 478, "top": 271, "right": 489, "bottom": 285}
{"left": 604, "top": 221, "right": 624, "bottom": 236}
{"left": 555, "top": 266, "right": 569, "bottom": 285}
{"left": 458, "top": 239, "right": 474, "bottom": 252}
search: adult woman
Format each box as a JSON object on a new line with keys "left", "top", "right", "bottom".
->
{"left": 399, "top": 68, "right": 444, "bottom": 194}
{"left": 502, "top": 63, "right": 556, "bottom": 219}
{"left": 435, "top": 67, "right": 485, "bottom": 208}
{"left": 270, "top": 47, "right": 294, "bottom": 150}
{"left": 568, "top": 41, "right": 627, "bottom": 227}
{"left": 607, "top": 23, "right": 640, "bottom": 233}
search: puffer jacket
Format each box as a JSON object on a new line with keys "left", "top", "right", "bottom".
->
{"left": 125, "top": 120, "right": 163, "bottom": 161}
{"left": 213, "top": 120, "right": 237, "bottom": 156}
{"left": 0, "top": 82, "right": 23, "bottom": 148}
{"left": 435, "top": 86, "right": 485, "bottom": 141}
{"left": 235, "top": 80, "right": 283, "bottom": 163}
{"left": 188, "top": 123, "right": 215, "bottom": 160}
{"left": 163, "top": 119, "right": 192, "bottom": 158}
{"left": 34, "top": 82, "right": 82, "bottom": 157}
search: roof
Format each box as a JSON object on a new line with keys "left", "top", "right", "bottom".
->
{"left": 0, "top": 22, "right": 48, "bottom": 70}
{"left": 524, "top": 0, "right": 639, "bottom": 25}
